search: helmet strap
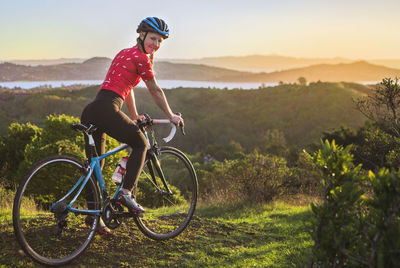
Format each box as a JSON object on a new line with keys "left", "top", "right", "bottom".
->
{"left": 140, "top": 32, "right": 149, "bottom": 54}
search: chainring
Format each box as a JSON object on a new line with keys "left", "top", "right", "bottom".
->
{"left": 102, "top": 201, "right": 123, "bottom": 229}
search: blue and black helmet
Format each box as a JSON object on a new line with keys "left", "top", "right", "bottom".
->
{"left": 137, "top": 17, "right": 169, "bottom": 39}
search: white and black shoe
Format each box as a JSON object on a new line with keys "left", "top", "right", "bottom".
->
{"left": 115, "top": 191, "right": 145, "bottom": 216}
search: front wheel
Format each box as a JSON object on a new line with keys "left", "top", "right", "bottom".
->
{"left": 134, "top": 146, "right": 198, "bottom": 240}
{"left": 12, "top": 155, "right": 101, "bottom": 266}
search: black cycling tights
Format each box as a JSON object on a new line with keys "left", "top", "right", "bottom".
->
{"left": 81, "top": 89, "right": 147, "bottom": 191}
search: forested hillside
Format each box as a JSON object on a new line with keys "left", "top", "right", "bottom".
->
{"left": 0, "top": 82, "right": 370, "bottom": 153}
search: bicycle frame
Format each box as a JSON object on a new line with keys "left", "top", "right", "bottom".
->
{"left": 50, "top": 143, "right": 129, "bottom": 216}
{"left": 49, "top": 124, "right": 172, "bottom": 217}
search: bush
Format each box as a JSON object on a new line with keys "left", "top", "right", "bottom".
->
{"left": 0, "top": 122, "right": 41, "bottom": 184}
{"left": 323, "top": 122, "right": 400, "bottom": 171}
{"left": 287, "top": 151, "right": 322, "bottom": 196}
{"left": 354, "top": 122, "right": 400, "bottom": 170}
{"left": 367, "top": 169, "right": 400, "bottom": 267}
{"left": 310, "top": 140, "right": 366, "bottom": 267}
{"left": 310, "top": 139, "right": 400, "bottom": 267}
{"left": 203, "top": 151, "right": 290, "bottom": 203}
{"left": 1, "top": 114, "right": 126, "bottom": 201}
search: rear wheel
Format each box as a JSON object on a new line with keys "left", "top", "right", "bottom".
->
{"left": 134, "top": 146, "right": 198, "bottom": 240}
{"left": 13, "top": 155, "right": 101, "bottom": 266}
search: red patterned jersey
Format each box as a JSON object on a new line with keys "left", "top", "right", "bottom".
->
{"left": 100, "top": 45, "right": 154, "bottom": 100}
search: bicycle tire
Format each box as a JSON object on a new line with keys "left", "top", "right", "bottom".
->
{"left": 134, "top": 146, "right": 198, "bottom": 240}
{"left": 13, "top": 155, "right": 101, "bottom": 266}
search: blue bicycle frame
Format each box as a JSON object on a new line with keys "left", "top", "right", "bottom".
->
{"left": 50, "top": 143, "right": 130, "bottom": 216}
{"left": 49, "top": 122, "right": 157, "bottom": 217}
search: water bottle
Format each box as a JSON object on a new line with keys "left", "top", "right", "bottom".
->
{"left": 112, "top": 156, "right": 128, "bottom": 185}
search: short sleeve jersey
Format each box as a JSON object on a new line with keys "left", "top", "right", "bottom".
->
{"left": 100, "top": 45, "right": 155, "bottom": 100}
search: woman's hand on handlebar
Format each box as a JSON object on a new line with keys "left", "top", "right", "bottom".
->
{"left": 169, "top": 114, "right": 184, "bottom": 127}
{"left": 132, "top": 114, "right": 146, "bottom": 123}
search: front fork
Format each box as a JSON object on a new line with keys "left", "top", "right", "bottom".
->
{"left": 146, "top": 149, "right": 173, "bottom": 195}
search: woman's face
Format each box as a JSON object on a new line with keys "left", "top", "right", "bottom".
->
{"left": 140, "top": 32, "right": 164, "bottom": 54}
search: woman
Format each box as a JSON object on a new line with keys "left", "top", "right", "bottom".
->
{"left": 81, "top": 17, "right": 183, "bottom": 217}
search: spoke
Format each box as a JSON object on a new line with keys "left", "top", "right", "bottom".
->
{"left": 142, "top": 170, "right": 176, "bottom": 206}
{"left": 142, "top": 170, "right": 163, "bottom": 192}
{"left": 161, "top": 196, "right": 177, "bottom": 206}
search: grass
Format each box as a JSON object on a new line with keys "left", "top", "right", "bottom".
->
{"left": 0, "top": 198, "right": 314, "bottom": 267}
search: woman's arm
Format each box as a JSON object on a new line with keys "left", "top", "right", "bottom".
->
{"left": 145, "top": 78, "right": 184, "bottom": 126}
{"left": 125, "top": 90, "right": 144, "bottom": 121}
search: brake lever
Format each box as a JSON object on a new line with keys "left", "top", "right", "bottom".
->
{"left": 175, "top": 112, "right": 185, "bottom": 135}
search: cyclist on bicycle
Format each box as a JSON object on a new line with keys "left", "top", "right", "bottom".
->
{"left": 81, "top": 17, "right": 183, "bottom": 217}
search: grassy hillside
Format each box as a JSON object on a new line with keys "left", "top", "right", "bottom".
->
{"left": 0, "top": 197, "right": 313, "bottom": 267}
{"left": 0, "top": 82, "right": 370, "bottom": 153}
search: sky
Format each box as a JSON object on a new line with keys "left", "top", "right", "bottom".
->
{"left": 1, "top": 0, "right": 400, "bottom": 61}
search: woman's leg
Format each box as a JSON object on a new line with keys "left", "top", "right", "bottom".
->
{"left": 99, "top": 110, "right": 147, "bottom": 191}
{"left": 96, "top": 110, "right": 147, "bottom": 213}
{"left": 80, "top": 93, "right": 147, "bottom": 213}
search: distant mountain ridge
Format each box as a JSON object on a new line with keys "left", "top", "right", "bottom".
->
{"left": 4, "top": 55, "right": 400, "bottom": 70}
{"left": 254, "top": 61, "right": 400, "bottom": 83}
{"left": 0, "top": 57, "right": 112, "bottom": 81}
{"left": 162, "top": 55, "right": 400, "bottom": 72}
{"left": 1, "top": 58, "right": 87, "bottom": 66}
{"left": 1, "top": 57, "right": 400, "bottom": 83}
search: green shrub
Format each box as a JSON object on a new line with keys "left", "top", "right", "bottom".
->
{"left": 0, "top": 122, "right": 41, "bottom": 183}
{"left": 1, "top": 114, "right": 125, "bottom": 202}
{"left": 310, "top": 139, "right": 400, "bottom": 267}
{"left": 310, "top": 140, "right": 366, "bottom": 267}
{"left": 367, "top": 169, "right": 400, "bottom": 267}
{"left": 286, "top": 151, "right": 322, "bottom": 196}
{"left": 204, "top": 151, "right": 290, "bottom": 203}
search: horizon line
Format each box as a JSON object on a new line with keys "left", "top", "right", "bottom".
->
{"left": 2, "top": 54, "right": 400, "bottom": 62}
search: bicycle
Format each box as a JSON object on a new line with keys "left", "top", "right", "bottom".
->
{"left": 12, "top": 114, "right": 198, "bottom": 266}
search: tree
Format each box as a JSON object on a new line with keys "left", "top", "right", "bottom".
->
{"left": 355, "top": 77, "right": 400, "bottom": 137}
{"left": 297, "top": 77, "right": 307, "bottom": 86}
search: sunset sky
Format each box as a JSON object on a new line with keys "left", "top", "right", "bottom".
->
{"left": 1, "top": 0, "right": 399, "bottom": 61}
